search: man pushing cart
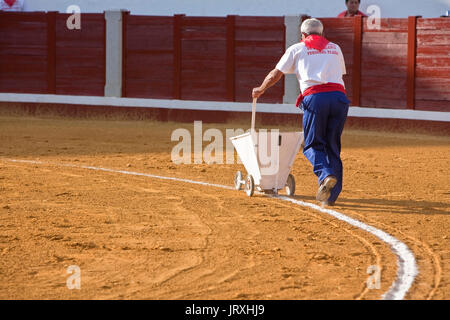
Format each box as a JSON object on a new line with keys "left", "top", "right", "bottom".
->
{"left": 251, "top": 18, "right": 350, "bottom": 206}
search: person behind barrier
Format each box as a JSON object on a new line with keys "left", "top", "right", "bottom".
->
{"left": 0, "top": 0, "right": 25, "bottom": 11}
{"left": 252, "top": 18, "right": 349, "bottom": 206}
{"left": 338, "top": 0, "right": 367, "bottom": 17}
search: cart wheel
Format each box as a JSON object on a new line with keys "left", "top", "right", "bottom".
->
{"left": 234, "top": 171, "right": 243, "bottom": 190}
{"left": 245, "top": 175, "right": 255, "bottom": 197}
{"left": 285, "top": 174, "right": 296, "bottom": 196}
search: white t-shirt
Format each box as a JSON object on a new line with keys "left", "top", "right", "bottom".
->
{"left": 276, "top": 41, "right": 346, "bottom": 94}
{"left": 0, "top": 0, "right": 25, "bottom": 11}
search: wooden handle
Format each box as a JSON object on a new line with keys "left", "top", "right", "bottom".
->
{"left": 251, "top": 98, "right": 257, "bottom": 132}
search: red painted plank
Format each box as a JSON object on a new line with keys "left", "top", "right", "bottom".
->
{"left": 362, "top": 42, "right": 407, "bottom": 58}
{"left": 360, "top": 97, "right": 409, "bottom": 109}
{"left": 47, "top": 11, "right": 56, "bottom": 94}
{"left": 362, "top": 18, "right": 408, "bottom": 32}
{"left": 182, "top": 40, "right": 227, "bottom": 58}
{"left": 416, "top": 82, "right": 450, "bottom": 101}
{"left": 416, "top": 66, "right": 450, "bottom": 78}
{"left": 324, "top": 32, "right": 353, "bottom": 43}
{"left": 226, "top": 15, "right": 236, "bottom": 102}
{"left": 0, "top": 25, "right": 47, "bottom": 46}
{"left": 0, "top": 11, "right": 47, "bottom": 21}
{"left": 173, "top": 14, "right": 183, "bottom": 99}
{"left": 319, "top": 18, "right": 354, "bottom": 30}
{"left": 361, "top": 82, "right": 407, "bottom": 101}
{"left": 182, "top": 17, "right": 226, "bottom": 26}
{"left": 0, "top": 56, "right": 47, "bottom": 70}
{"left": 352, "top": 15, "right": 362, "bottom": 106}
{"left": 416, "top": 56, "right": 450, "bottom": 68}
{"left": 361, "top": 60, "right": 407, "bottom": 76}
{"left": 417, "top": 18, "right": 450, "bottom": 30}
{"left": 415, "top": 100, "right": 450, "bottom": 112}
{"left": 235, "top": 28, "right": 285, "bottom": 41}
{"left": 127, "top": 31, "right": 173, "bottom": 51}
{"left": 56, "top": 46, "right": 104, "bottom": 58}
{"left": 0, "top": 45, "right": 46, "bottom": 56}
{"left": 416, "top": 46, "right": 449, "bottom": 56}
{"left": 127, "top": 15, "right": 173, "bottom": 25}
{"left": 407, "top": 16, "right": 418, "bottom": 109}
{"left": 123, "top": 79, "right": 174, "bottom": 99}
{"left": 417, "top": 29, "right": 450, "bottom": 36}
{"left": 235, "top": 16, "right": 284, "bottom": 27}
{"left": 362, "top": 32, "right": 408, "bottom": 44}
{"left": 417, "top": 34, "right": 450, "bottom": 46}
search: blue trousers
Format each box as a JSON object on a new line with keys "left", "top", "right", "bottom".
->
{"left": 301, "top": 91, "right": 350, "bottom": 203}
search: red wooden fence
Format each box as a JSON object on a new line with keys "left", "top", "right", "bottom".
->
{"left": 123, "top": 15, "right": 285, "bottom": 103}
{"left": 0, "top": 12, "right": 49, "bottom": 93}
{"left": 233, "top": 16, "right": 285, "bottom": 103}
{"left": 54, "top": 13, "right": 105, "bottom": 96}
{"left": 361, "top": 18, "right": 409, "bottom": 109}
{"left": 123, "top": 14, "right": 174, "bottom": 99}
{"left": 415, "top": 18, "right": 450, "bottom": 111}
{"left": 0, "top": 12, "right": 449, "bottom": 112}
{"left": 0, "top": 11, "right": 105, "bottom": 96}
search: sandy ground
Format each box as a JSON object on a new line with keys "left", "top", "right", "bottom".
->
{"left": 0, "top": 115, "right": 449, "bottom": 300}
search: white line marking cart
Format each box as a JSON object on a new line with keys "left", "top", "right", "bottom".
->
{"left": 230, "top": 99, "right": 304, "bottom": 196}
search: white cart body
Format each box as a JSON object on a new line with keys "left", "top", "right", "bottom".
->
{"left": 230, "top": 130, "right": 303, "bottom": 191}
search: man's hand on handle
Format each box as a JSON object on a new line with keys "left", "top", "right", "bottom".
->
{"left": 252, "top": 87, "right": 265, "bottom": 99}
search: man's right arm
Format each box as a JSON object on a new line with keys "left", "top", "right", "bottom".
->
{"left": 252, "top": 69, "right": 284, "bottom": 99}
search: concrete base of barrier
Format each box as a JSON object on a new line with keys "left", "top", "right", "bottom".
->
{"left": 1, "top": 101, "right": 449, "bottom": 135}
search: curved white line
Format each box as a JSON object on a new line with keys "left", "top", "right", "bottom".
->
{"left": 276, "top": 196, "right": 418, "bottom": 300}
{"left": 5, "top": 159, "right": 418, "bottom": 300}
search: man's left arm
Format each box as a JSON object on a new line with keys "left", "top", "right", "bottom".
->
{"left": 337, "top": 46, "right": 346, "bottom": 75}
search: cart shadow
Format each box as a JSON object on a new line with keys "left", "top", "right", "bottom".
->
{"left": 289, "top": 194, "right": 450, "bottom": 216}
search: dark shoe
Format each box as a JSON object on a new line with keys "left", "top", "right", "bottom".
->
{"left": 316, "top": 176, "right": 337, "bottom": 203}
{"left": 320, "top": 200, "right": 335, "bottom": 207}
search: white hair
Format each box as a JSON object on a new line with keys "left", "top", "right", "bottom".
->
{"left": 300, "top": 18, "right": 324, "bottom": 35}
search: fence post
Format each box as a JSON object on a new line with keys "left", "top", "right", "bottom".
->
{"left": 352, "top": 15, "right": 362, "bottom": 106}
{"left": 173, "top": 14, "right": 184, "bottom": 100}
{"left": 47, "top": 11, "right": 57, "bottom": 94}
{"left": 104, "top": 10, "right": 124, "bottom": 97}
{"left": 282, "top": 15, "right": 307, "bottom": 104}
{"left": 121, "top": 11, "right": 129, "bottom": 98}
{"left": 226, "top": 15, "right": 236, "bottom": 102}
{"left": 407, "top": 16, "right": 420, "bottom": 109}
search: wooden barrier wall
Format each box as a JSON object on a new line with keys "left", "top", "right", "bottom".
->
{"left": 0, "top": 11, "right": 105, "bottom": 96}
{"left": 0, "top": 12, "right": 48, "bottom": 93}
{"left": 54, "top": 13, "right": 105, "bottom": 96}
{"left": 0, "top": 12, "right": 449, "bottom": 112}
{"left": 123, "top": 15, "right": 285, "bottom": 103}
{"left": 415, "top": 18, "right": 450, "bottom": 111}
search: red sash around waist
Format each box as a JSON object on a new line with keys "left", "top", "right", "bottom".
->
{"left": 296, "top": 83, "right": 347, "bottom": 107}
